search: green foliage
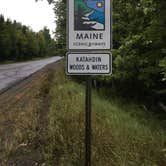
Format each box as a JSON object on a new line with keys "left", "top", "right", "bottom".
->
{"left": 0, "top": 61, "right": 165, "bottom": 164}
{"left": 42, "top": 62, "right": 166, "bottom": 165}
{"left": 98, "top": 0, "right": 165, "bottom": 97}
{"left": 45, "top": 0, "right": 166, "bottom": 98}
{"left": 160, "top": 57, "right": 166, "bottom": 81}
{"left": 0, "top": 15, "right": 57, "bottom": 61}
{"left": 53, "top": 0, "right": 66, "bottom": 54}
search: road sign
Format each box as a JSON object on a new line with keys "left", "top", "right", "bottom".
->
{"left": 66, "top": 53, "right": 112, "bottom": 75}
{"left": 67, "top": 0, "right": 112, "bottom": 50}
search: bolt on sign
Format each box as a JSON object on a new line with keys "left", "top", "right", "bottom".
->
{"left": 67, "top": 0, "right": 112, "bottom": 50}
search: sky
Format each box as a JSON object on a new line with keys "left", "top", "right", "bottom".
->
{"left": 0, "top": 0, "right": 55, "bottom": 36}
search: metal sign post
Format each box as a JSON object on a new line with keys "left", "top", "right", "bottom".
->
{"left": 66, "top": 52, "right": 111, "bottom": 165}
{"left": 66, "top": 0, "right": 112, "bottom": 165}
{"left": 85, "top": 76, "right": 92, "bottom": 166}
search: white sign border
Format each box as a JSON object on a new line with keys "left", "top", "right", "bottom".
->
{"left": 67, "top": 0, "right": 112, "bottom": 51}
{"left": 66, "top": 52, "right": 112, "bottom": 75}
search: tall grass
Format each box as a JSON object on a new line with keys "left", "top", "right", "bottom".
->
{"left": 43, "top": 62, "right": 166, "bottom": 166}
{"left": 0, "top": 61, "right": 165, "bottom": 165}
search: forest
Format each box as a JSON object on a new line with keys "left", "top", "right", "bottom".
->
{"left": 51, "top": 0, "right": 166, "bottom": 108}
{"left": 0, "top": 0, "right": 166, "bottom": 106}
{"left": 0, "top": 15, "right": 57, "bottom": 61}
{"left": 0, "top": 1, "right": 165, "bottom": 164}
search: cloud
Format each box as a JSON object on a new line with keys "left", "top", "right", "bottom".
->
{"left": 0, "top": 0, "right": 55, "bottom": 34}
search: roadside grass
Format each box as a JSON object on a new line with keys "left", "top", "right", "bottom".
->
{"left": 92, "top": 96, "right": 166, "bottom": 165}
{"left": 43, "top": 62, "right": 166, "bottom": 165}
{"left": 0, "top": 87, "right": 41, "bottom": 164}
{"left": 0, "top": 63, "right": 58, "bottom": 165}
{"left": 0, "top": 61, "right": 165, "bottom": 165}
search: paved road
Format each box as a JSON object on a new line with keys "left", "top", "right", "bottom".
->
{"left": 0, "top": 56, "right": 62, "bottom": 91}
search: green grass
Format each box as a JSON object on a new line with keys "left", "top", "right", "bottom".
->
{"left": 42, "top": 62, "right": 166, "bottom": 165}
{"left": 0, "top": 61, "right": 165, "bottom": 165}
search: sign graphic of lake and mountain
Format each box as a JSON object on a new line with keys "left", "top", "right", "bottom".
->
{"left": 74, "top": 0, "right": 105, "bottom": 30}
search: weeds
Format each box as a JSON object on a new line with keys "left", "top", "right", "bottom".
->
{"left": 0, "top": 61, "right": 165, "bottom": 165}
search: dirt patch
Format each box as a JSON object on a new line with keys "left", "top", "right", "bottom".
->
{"left": 0, "top": 60, "right": 63, "bottom": 165}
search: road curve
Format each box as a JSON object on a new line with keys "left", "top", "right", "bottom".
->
{"left": 0, "top": 56, "right": 62, "bottom": 91}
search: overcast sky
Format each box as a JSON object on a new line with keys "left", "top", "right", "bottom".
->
{"left": 0, "top": 0, "right": 55, "bottom": 36}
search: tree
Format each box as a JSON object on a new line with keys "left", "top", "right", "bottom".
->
{"left": 0, "top": 15, "right": 57, "bottom": 61}
{"left": 0, "top": 17, "right": 12, "bottom": 60}
{"left": 54, "top": 0, "right": 66, "bottom": 50}
{"left": 40, "top": 0, "right": 166, "bottom": 98}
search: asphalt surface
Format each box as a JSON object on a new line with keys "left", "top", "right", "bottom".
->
{"left": 0, "top": 56, "right": 62, "bottom": 91}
